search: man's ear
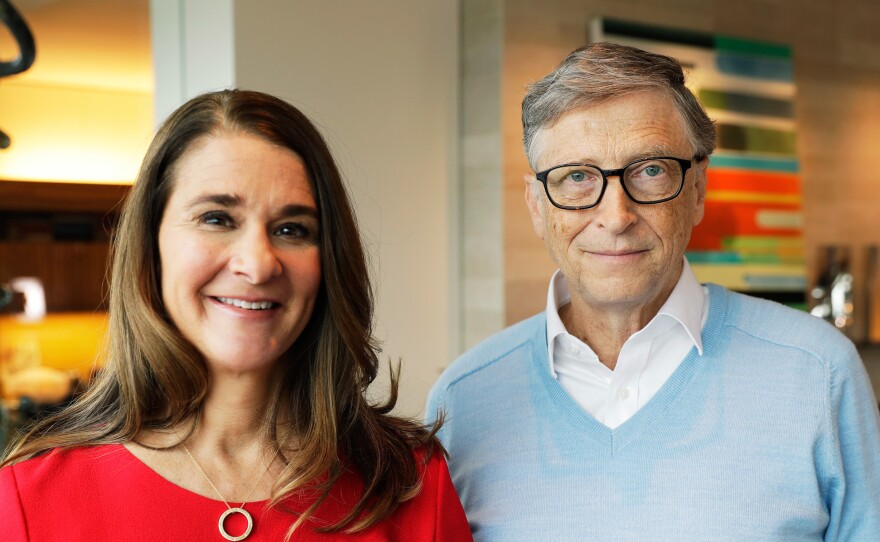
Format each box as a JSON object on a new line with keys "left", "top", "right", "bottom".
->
{"left": 692, "top": 156, "right": 709, "bottom": 226}
{"left": 524, "top": 174, "right": 546, "bottom": 240}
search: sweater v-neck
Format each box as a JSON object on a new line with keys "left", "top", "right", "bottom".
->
{"left": 532, "top": 284, "right": 729, "bottom": 455}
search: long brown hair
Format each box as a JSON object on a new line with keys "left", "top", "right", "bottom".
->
{"left": 2, "top": 89, "right": 442, "bottom": 533}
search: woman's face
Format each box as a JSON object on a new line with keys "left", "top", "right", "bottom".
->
{"left": 157, "top": 131, "right": 322, "bottom": 377}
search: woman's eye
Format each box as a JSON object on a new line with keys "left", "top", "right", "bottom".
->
{"left": 200, "top": 211, "right": 233, "bottom": 227}
{"left": 275, "top": 223, "right": 313, "bottom": 240}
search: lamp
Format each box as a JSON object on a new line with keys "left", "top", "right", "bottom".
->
{"left": 8, "top": 277, "right": 46, "bottom": 322}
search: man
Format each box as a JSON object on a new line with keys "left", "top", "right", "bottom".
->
{"left": 427, "top": 42, "right": 880, "bottom": 541}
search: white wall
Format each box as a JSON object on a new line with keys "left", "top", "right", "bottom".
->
{"left": 152, "top": 0, "right": 460, "bottom": 417}
{"left": 150, "top": 0, "right": 235, "bottom": 125}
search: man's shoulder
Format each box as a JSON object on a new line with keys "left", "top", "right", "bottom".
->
{"left": 429, "top": 313, "right": 545, "bottom": 397}
{"left": 710, "top": 284, "right": 858, "bottom": 362}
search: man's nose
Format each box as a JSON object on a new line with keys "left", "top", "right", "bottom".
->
{"left": 228, "top": 228, "right": 283, "bottom": 284}
{"left": 593, "top": 176, "right": 638, "bottom": 233}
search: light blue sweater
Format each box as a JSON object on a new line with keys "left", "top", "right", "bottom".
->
{"left": 427, "top": 285, "right": 880, "bottom": 541}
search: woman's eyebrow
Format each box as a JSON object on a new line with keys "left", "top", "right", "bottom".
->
{"left": 279, "top": 204, "right": 318, "bottom": 218}
{"left": 183, "top": 195, "right": 318, "bottom": 218}
{"left": 184, "top": 193, "right": 241, "bottom": 211}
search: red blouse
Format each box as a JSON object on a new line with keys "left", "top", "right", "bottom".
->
{"left": 0, "top": 444, "right": 472, "bottom": 541}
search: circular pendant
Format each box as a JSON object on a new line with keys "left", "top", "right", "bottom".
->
{"left": 218, "top": 507, "right": 254, "bottom": 541}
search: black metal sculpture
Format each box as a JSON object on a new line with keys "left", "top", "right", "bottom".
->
{"left": 1, "top": 0, "right": 37, "bottom": 149}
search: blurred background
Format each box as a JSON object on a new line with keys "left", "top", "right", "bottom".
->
{"left": 1, "top": 0, "right": 878, "bottom": 449}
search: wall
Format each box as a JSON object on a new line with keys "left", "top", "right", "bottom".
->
{"left": 492, "top": 0, "right": 880, "bottom": 331}
{"left": 460, "top": 0, "right": 504, "bottom": 349}
{"left": 150, "top": 0, "right": 235, "bottom": 125}
{"left": 233, "top": 0, "right": 460, "bottom": 417}
{"left": 152, "top": 0, "right": 460, "bottom": 417}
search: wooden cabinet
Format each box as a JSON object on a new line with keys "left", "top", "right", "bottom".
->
{"left": 0, "top": 241, "right": 111, "bottom": 312}
{"left": 0, "top": 180, "right": 129, "bottom": 312}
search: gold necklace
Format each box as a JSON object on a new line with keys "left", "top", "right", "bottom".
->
{"left": 181, "top": 443, "right": 275, "bottom": 541}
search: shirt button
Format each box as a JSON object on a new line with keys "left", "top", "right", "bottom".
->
{"left": 568, "top": 344, "right": 579, "bottom": 355}
{"left": 618, "top": 388, "right": 630, "bottom": 400}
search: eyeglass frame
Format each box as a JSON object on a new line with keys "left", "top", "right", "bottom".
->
{"left": 533, "top": 155, "right": 702, "bottom": 210}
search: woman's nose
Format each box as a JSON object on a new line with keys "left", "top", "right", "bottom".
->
{"left": 228, "top": 228, "right": 282, "bottom": 284}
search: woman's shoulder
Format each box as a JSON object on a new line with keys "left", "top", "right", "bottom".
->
{"left": 5, "top": 443, "right": 126, "bottom": 470}
{"left": 317, "top": 446, "right": 469, "bottom": 540}
{"left": 329, "top": 444, "right": 447, "bottom": 501}
{"left": 0, "top": 444, "right": 134, "bottom": 539}
{"left": 2, "top": 444, "right": 130, "bottom": 494}
{"left": 389, "top": 446, "right": 471, "bottom": 539}
{"left": 413, "top": 444, "right": 450, "bottom": 480}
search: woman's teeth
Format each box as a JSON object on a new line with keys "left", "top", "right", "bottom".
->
{"left": 216, "top": 297, "right": 276, "bottom": 310}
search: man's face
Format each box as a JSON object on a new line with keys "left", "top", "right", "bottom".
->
{"left": 525, "top": 90, "right": 708, "bottom": 318}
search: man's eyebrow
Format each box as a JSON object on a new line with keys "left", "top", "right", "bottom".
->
{"left": 559, "top": 146, "right": 677, "bottom": 167}
{"left": 640, "top": 145, "right": 678, "bottom": 158}
{"left": 615, "top": 147, "right": 681, "bottom": 165}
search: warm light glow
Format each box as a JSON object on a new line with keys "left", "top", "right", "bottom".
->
{"left": 0, "top": 145, "right": 140, "bottom": 184}
{"left": 0, "top": 81, "right": 152, "bottom": 183}
{"left": 0, "top": 312, "right": 108, "bottom": 382}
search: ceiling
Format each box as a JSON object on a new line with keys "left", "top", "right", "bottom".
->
{"left": 1, "top": 0, "right": 152, "bottom": 92}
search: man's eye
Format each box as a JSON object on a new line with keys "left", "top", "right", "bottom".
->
{"left": 567, "top": 170, "right": 597, "bottom": 183}
{"left": 643, "top": 165, "right": 663, "bottom": 177}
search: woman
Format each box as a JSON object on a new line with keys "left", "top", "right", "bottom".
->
{"left": 0, "top": 90, "right": 472, "bottom": 541}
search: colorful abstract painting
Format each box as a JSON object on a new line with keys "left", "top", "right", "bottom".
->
{"left": 590, "top": 19, "right": 805, "bottom": 307}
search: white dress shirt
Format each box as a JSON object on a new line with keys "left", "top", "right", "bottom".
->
{"left": 546, "top": 258, "right": 708, "bottom": 429}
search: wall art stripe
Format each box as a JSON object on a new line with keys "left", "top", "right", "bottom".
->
{"left": 591, "top": 18, "right": 806, "bottom": 305}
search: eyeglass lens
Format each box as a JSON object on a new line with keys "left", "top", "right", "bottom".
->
{"left": 546, "top": 158, "right": 684, "bottom": 207}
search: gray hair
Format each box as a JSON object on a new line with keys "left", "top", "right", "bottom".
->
{"left": 522, "top": 42, "right": 716, "bottom": 168}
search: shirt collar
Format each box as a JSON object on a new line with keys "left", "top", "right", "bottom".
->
{"left": 545, "top": 257, "right": 706, "bottom": 372}
{"left": 657, "top": 258, "right": 706, "bottom": 355}
{"left": 546, "top": 270, "right": 573, "bottom": 371}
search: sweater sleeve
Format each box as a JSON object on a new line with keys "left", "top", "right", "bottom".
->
{"left": 425, "top": 383, "right": 444, "bottom": 428}
{"left": 425, "top": 381, "right": 452, "bottom": 450}
{"left": 0, "top": 466, "right": 29, "bottom": 541}
{"left": 430, "top": 455, "right": 473, "bottom": 542}
{"left": 823, "top": 346, "right": 880, "bottom": 541}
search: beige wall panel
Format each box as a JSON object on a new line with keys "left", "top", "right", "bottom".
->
{"left": 229, "top": 0, "right": 459, "bottom": 416}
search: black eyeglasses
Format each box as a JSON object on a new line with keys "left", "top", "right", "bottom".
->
{"left": 534, "top": 156, "right": 697, "bottom": 210}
